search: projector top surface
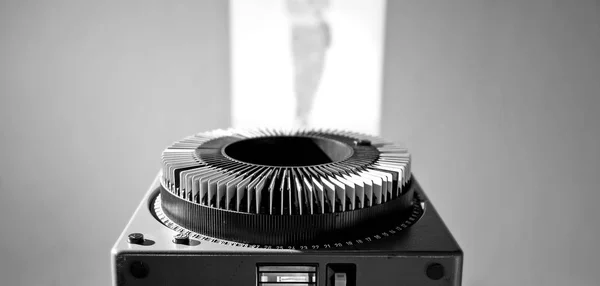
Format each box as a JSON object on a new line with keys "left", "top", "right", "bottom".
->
{"left": 112, "top": 173, "right": 461, "bottom": 256}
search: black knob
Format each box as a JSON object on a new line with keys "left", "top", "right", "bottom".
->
{"left": 173, "top": 233, "right": 190, "bottom": 245}
{"left": 127, "top": 233, "right": 144, "bottom": 244}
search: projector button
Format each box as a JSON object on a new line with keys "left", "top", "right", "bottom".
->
{"left": 173, "top": 233, "right": 190, "bottom": 245}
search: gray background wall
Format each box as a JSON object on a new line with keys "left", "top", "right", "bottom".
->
{"left": 0, "top": 1, "right": 230, "bottom": 285}
{"left": 0, "top": 0, "right": 598, "bottom": 286}
{"left": 382, "top": 1, "right": 600, "bottom": 285}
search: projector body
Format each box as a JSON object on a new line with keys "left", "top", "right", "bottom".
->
{"left": 111, "top": 173, "right": 462, "bottom": 286}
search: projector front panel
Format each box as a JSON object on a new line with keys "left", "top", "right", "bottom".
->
{"left": 114, "top": 253, "right": 462, "bottom": 286}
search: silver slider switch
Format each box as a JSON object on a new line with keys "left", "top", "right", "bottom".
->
{"left": 334, "top": 273, "right": 347, "bottom": 286}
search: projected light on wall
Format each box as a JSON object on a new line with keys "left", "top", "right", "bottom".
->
{"left": 230, "top": 0, "right": 386, "bottom": 135}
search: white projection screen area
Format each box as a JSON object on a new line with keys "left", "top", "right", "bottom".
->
{"left": 230, "top": 0, "right": 386, "bottom": 135}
